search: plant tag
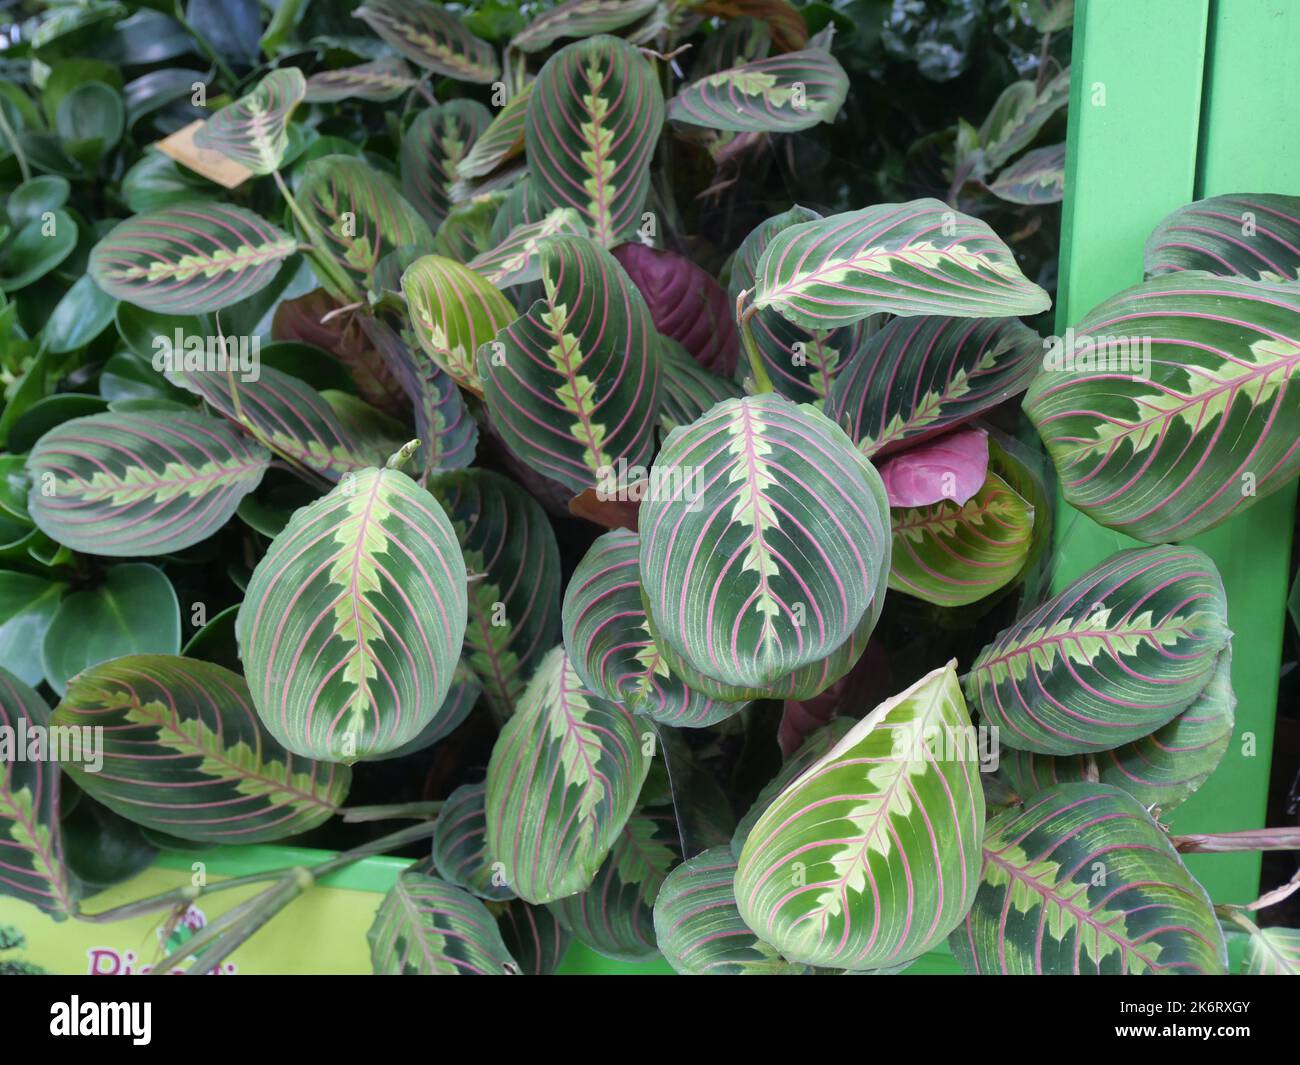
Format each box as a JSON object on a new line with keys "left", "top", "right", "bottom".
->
{"left": 154, "top": 120, "right": 254, "bottom": 189}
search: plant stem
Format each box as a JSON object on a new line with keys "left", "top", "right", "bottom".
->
{"left": 1173, "top": 826, "right": 1300, "bottom": 853}
{"left": 735, "top": 290, "right": 775, "bottom": 394}
{"left": 272, "top": 169, "right": 364, "bottom": 304}
{"left": 0, "top": 103, "right": 30, "bottom": 184}
{"left": 342, "top": 800, "right": 443, "bottom": 823}
{"left": 172, "top": 2, "right": 239, "bottom": 91}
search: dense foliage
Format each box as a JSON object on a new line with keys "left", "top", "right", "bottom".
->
{"left": 0, "top": 0, "right": 1297, "bottom": 976}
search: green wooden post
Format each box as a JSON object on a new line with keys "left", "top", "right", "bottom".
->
{"left": 1054, "top": 0, "right": 1298, "bottom": 905}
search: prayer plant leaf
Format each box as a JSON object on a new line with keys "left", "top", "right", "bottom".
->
{"left": 355, "top": 0, "right": 500, "bottom": 84}
{"left": 193, "top": 68, "right": 305, "bottom": 175}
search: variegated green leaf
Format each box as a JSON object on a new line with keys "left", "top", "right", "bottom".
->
{"left": 988, "top": 142, "right": 1065, "bottom": 205}
{"left": 304, "top": 57, "right": 416, "bottom": 103}
{"left": 484, "top": 646, "right": 652, "bottom": 904}
{"left": 525, "top": 36, "right": 665, "bottom": 246}
{"left": 355, "top": 0, "right": 500, "bottom": 84}
{"left": 827, "top": 314, "right": 1043, "bottom": 457}
{"left": 1242, "top": 926, "right": 1300, "bottom": 975}
{"left": 735, "top": 663, "right": 985, "bottom": 970}
{"left": 639, "top": 393, "right": 889, "bottom": 697}
{"left": 965, "top": 546, "right": 1231, "bottom": 755}
{"left": 729, "top": 205, "right": 869, "bottom": 406}
{"left": 564, "top": 529, "right": 747, "bottom": 728}
{"left": 89, "top": 204, "right": 297, "bottom": 315}
{"left": 53, "top": 655, "right": 350, "bottom": 843}
{"left": 0, "top": 667, "right": 77, "bottom": 918}
{"left": 950, "top": 782, "right": 1227, "bottom": 974}
{"left": 978, "top": 67, "right": 1070, "bottom": 172}
{"left": 690, "top": 15, "right": 772, "bottom": 77}
{"left": 368, "top": 866, "right": 519, "bottom": 974}
{"left": 547, "top": 807, "right": 679, "bottom": 961}
{"left": 27, "top": 410, "right": 269, "bottom": 556}
{"left": 193, "top": 69, "right": 305, "bottom": 175}
{"left": 433, "top": 192, "right": 504, "bottom": 263}
{"left": 428, "top": 469, "right": 562, "bottom": 719}
{"left": 468, "top": 207, "right": 589, "bottom": 288}
{"left": 166, "top": 362, "right": 385, "bottom": 483}
{"left": 237, "top": 466, "right": 468, "bottom": 762}
{"left": 669, "top": 48, "right": 847, "bottom": 133}
{"left": 401, "top": 100, "right": 493, "bottom": 230}
{"left": 457, "top": 84, "right": 533, "bottom": 183}
{"left": 367, "top": 660, "right": 481, "bottom": 760}
{"left": 1023, "top": 274, "right": 1300, "bottom": 542}
{"left": 1002, "top": 648, "right": 1235, "bottom": 814}
{"left": 401, "top": 254, "right": 517, "bottom": 393}
{"left": 294, "top": 156, "right": 433, "bottom": 294}
{"left": 749, "top": 199, "right": 1051, "bottom": 330}
{"left": 1144, "top": 193, "right": 1300, "bottom": 281}
{"left": 655, "top": 845, "right": 810, "bottom": 974}
{"left": 433, "top": 780, "right": 512, "bottom": 901}
{"left": 730, "top": 718, "right": 854, "bottom": 858}
{"left": 358, "top": 315, "right": 478, "bottom": 478}
{"left": 888, "top": 469, "right": 1035, "bottom": 608}
{"left": 496, "top": 897, "right": 572, "bottom": 974}
{"left": 477, "top": 235, "right": 662, "bottom": 495}
{"left": 658, "top": 336, "right": 744, "bottom": 431}
{"left": 511, "top": 0, "right": 659, "bottom": 52}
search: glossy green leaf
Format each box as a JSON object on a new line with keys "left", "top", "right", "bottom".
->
{"left": 950, "top": 783, "right": 1227, "bottom": 975}
{"left": 89, "top": 204, "right": 296, "bottom": 314}
{"left": 965, "top": 546, "right": 1230, "bottom": 755}
{"left": 0, "top": 667, "right": 78, "bottom": 918}
{"left": 401, "top": 100, "right": 492, "bottom": 230}
{"left": 750, "top": 199, "right": 1051, "bottom": 330}
{"left": 166, "top": 361, "right": 386, "bottom": 483}
{"left": 304, "top": 57, "right": 416, "bottom": 103}
{"left": 1002, "top": 648, "right": 1235, "bottom": 814}
{"left": 433, "top": 780, "right": 512, "bottom": 901}
{"left": 401, "top": 254, "right": 516, "bottom": 393}
{"left": 511, "top": 0, "right": 658, "bottom": 52}
{"left": 565, "top": 529, "right": 747, "bottom": 728}
{"left": 547, "top": 807, "right": 679, "bottom": 961}
{"left": 484, "top": 646, "right": 652, "bottom": 904}
{"left": 457, "top": 84, "right": 533, "bottom": 183}
{"left": 669, "top": 48, "right": 847, "bottom": 133}
{"left": 729, "top": 205, "right": 868, "bottom": 406}
{"left": 735, "top": 663, "right": 985, "bottom": 970}
{"left": 1144, "top": 193, "right": 1300, "bottom": 281}
{"left": 237, "top": 466, "right": 468, "bottom": 762}
{"left": 477, "top": 235, "right": 662, "bottom": 495}
{"left": 1023, "top": 274, "right": 1300, "bottom": 542}
{"left": 428, "top": 469, "right": 562, "bottom": 720}
{"left": 525, "top": 36, "right": 665, "bottom": 246}
{"left": 53, "top": 655, "right": 349, "bottom": 844}
{"left": 828, "top": 314, "right": 1043, "bottom": 458}
{"left": 368, "top": 866, "right": 519, "bottom": 974}
{"left": 294, "top": 156, "right": 432, "bottom": 292}
{"left": 193, "top": 69, "right": 305, "bottom": 175}
{"left": 42, "top": 563, "right": 180, "bottom": 697}
{"left": 27, "top": 410, "right": 270, "bottom": 556}
{"left": 0, "top": 210, "right": 78, "bottom": 293}
{"left": 639, "top": 393, "right": 889, "bottom": 697}
{"left": 988, "top": 142, "right": 1065, "bottom": 205}
{"left": 1242, "top": 926, "right": 1300, "bottom": 975}
{"left": 655, "top": 845, "right": 809, "bottom": 974}
{"left": 468, "top": 207, "right": 589, "bottom": 288}
{"left": 0, "top": 572, "right": 66, "bottom": 687}
{"left": 356, "top": 0, "right": 500, "bottom": 84}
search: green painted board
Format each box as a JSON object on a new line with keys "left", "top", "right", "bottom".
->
{"left": 1051, "top": 0, "right": 1296, "bottom": 904}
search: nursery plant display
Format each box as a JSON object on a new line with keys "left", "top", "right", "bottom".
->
{"left": 0, "top": 0, "right": 1298, "bottom": 977}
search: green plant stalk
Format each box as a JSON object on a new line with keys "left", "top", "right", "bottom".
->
{"left": 75, "top": 821, "right": 438, "bottom": 924}
{"left": 0, "top": 103, "right": 30, "bottom": 184}
{"left": 1173, "top": 827, "right": 1300, "bottom": 854}
{"left": 271, "top": 169, "right": 365, "bottom": 305}
{"left": 735, "top": 292, "right": 775, "bottom": 394}
{"left": 171, "top": 2, "right": 239, "bottom": 91}
{"left": 342, "top": 799, "right": 443, "bottom": 822}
